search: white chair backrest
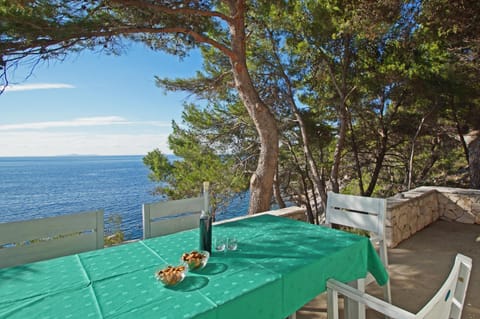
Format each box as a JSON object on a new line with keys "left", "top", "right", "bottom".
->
{"left": 142, "top": 185, "right": 209, "bottom": 239}
{"left": 325, "top": 191, "right": 386, "bottom": 238}
{"left": 327, "top": 254, "right": 473, "bottom": 319}
{"left": 417, "top": 254, "right": 472, "bottom": 319}
{"left": 0, "top": 210, "right": 104, "bottom": 268}
{"left": 325, "top": 191, "right": 391, "bottom": 305}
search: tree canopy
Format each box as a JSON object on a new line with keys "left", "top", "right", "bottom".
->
{"left": 2, "top": 0, "right": 480, "bottom": 220}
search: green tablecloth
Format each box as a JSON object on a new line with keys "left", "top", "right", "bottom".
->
{"left": 0, "top": 214, "right": 388, "bottom": 319}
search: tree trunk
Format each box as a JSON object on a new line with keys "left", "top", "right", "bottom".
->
{"left": 364, "top": 93, "right": 402, "bottom": 196}
{"left": 228, "top": 1, "right": 278, "bottom": 214}
{"left": 326, "top": 36, "right": 352, "bottom": 194}
{"left": 273, "top": 165, "right": 286, "bottom": 208}
{"left": 418, "top": 137, "right": 440, "bottom": 182}
{"left": 407, "top": 115, "right": 427, "bottom": 190}
{"left": 330, "top": 107, "right": 347, "bottom": 193}
{"left": 465, "top": 130, "right": 480, "bottom": 189}
{"left": 305, "top": 173, "right": 320, "bottom": 224}
{"left": 284, "top": 75, "right": 326, "bottom": 212}
{"left": 286, "top": 139, "right": 316, "bottom": 224}
{"left": 365, "top": 129, "right": 388, "bottom": 196}
{"left": 348, "top": 112, "right": 365, "bottom": 195}
{"left": 267, "top": 26, "right": 327, "bottom": 212}
{"left": 292, "top": 101, "right": 327, "bottom": 211}
{"left": 453, "top": 108, "right": 470, "bottom": 164}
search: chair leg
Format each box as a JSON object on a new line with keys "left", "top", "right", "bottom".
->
{"left": 327, "top": 286, "right": 339, "bottom": 319}
{"left": 383, "top": 280, "right": 392, "bottom": 319}
{"left": 344, "top": 279, "right": 366, "bottom": 319}
{"left": 384, "top": 279, "right": 392, "bottom": 303}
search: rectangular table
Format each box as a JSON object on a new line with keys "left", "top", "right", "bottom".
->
{"left": 0, "top": 214, "right": 388, "bottom": 319}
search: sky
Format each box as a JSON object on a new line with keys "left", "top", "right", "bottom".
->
{"left": 0, "top": 42, "right": 203, "bottom": 157}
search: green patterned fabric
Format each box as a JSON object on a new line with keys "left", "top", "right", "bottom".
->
{"left": 0, "top": 214, "right": 388, "bottom": 319}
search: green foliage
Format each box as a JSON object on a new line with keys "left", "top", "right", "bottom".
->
{"left": 144, "top": 0, "right": 479, "bottom": 214}
{"left": 143, "top": 104, "right": 249, "bottom": 217}
{"left": 143, "top": 149, "right": 172, "bottom": 182}
{"left": 3, "top": 0, "right": 480, "bottom": 217}
{"left": 104, "top": 214, "right": 124, "bottom": 246}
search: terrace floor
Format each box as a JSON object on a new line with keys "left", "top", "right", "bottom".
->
{"left": 297, "top": 220, "right": 480, "bottom": 319}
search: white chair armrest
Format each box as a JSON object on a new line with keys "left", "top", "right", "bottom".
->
{"left": 327, "top": 279, "right": 415, "bottom": 319}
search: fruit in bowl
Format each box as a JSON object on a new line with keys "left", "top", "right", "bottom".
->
{"left": 155, "top": 265, "right": 186, "bottom": 286}
{"left": 181, "top": 250, "right": 209, "bottom": 270}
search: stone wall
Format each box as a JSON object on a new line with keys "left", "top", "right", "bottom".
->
{"left": 218, "top": 187, "right": 479, "bottom": 249}
{"left": 214, "top": 206, "right": 307, "bottom": 225}
{"left": 433, "top": 187, "right": 480, "bottom": 224}
{"left": 386, "top": 186, "right": 480, "bottom": 248}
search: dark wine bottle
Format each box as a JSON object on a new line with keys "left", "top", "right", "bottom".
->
{"left": 199, "top": 210, "right": 212, "bottom": 253}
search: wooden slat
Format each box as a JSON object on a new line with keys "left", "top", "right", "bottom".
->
{"left": 149, "top": 213, "right": 200, "bottom": 237}
{"left": 0, "top": 234, "right": 97, "bottom": 268}
{"left": 326, "top": 208, "right": 380, "bottom": 234}
{"left": 143, "top": 195, "right": 207, "bottom": 239}
{"left": 327, "top": 192, "right": 385, "bottom": 214}
{"left": 0, "top": 210, "right": 104, "bottom": 268}
{"left": 326, "top": 192, "right": 385, "bottom": 237}
{"left": 142, "top": 204, "right": 152, "bottom": 239}
{"left": 146, "top": 197, "right": 204, "bottom": 218}
{"left": 0, "top": 210, "right": 101, "bottom": 244}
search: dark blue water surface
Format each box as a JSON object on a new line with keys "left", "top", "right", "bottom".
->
{"left": 0, "top": 156, "right": 247, "bottom": 240}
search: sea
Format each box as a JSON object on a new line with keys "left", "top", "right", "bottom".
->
{"left": 0, "top": 155, "right": 248, "bottom": 240}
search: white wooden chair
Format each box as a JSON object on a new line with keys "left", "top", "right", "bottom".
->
{"left": 327, "top": 253, "right": 472, "bottom": 319}
{"left": 142, "top": 183, "right": 209, "bottom": 239}
{"left": 0, "top": 210, "right": 104, "bottom": 268}
{"left": 290, "top": 193, "right": 391, "bottom": 319}
{"left": 325, "top": 191, "right": 392, "bottom": 305}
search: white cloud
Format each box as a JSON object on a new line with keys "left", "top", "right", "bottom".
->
{"left": 4, "top": 83, "right": 75, "bottom": 92}
{"left": 0, "top": 116, "right": 173, "bottom": 156}
{"left": 0, "top": 132, "right": 170, "bottom": 156}
{"left": 0, "top": 116, "right": 170, "bottom": 131}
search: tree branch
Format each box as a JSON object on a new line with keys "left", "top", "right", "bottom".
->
{"left": 108, "top": 0, "right": 233, "bottom": 23}
{"left": 3, "top": 25, "right": 235, "bottom": 64}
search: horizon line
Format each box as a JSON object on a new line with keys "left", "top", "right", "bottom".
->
{"left": 0, "top": 153, "right": 175, "bottom": 158}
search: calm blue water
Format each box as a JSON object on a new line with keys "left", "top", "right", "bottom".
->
{"left": 0, "top": 156, "right": 248, "bottom": 240}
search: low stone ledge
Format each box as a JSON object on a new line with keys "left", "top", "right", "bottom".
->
{"left": 418, "top": 186, "right": 480, "bottom": 196}
{"left": 386, "top": 186, "right": 480, "bottom": 248}
{"left": 214, "top": 206, "right": 307, "bottom": 225}
{"left": 387, "top": 189, "right": 438, "bottom": 210}
{"left": 261, "top": 206, "right": 308, "bottom": 221}
{"left": 435, "top": 187, "right": 480, "bottom": 224}
{"left": 386, "top": 188, "right": 439, "bottom": 248}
